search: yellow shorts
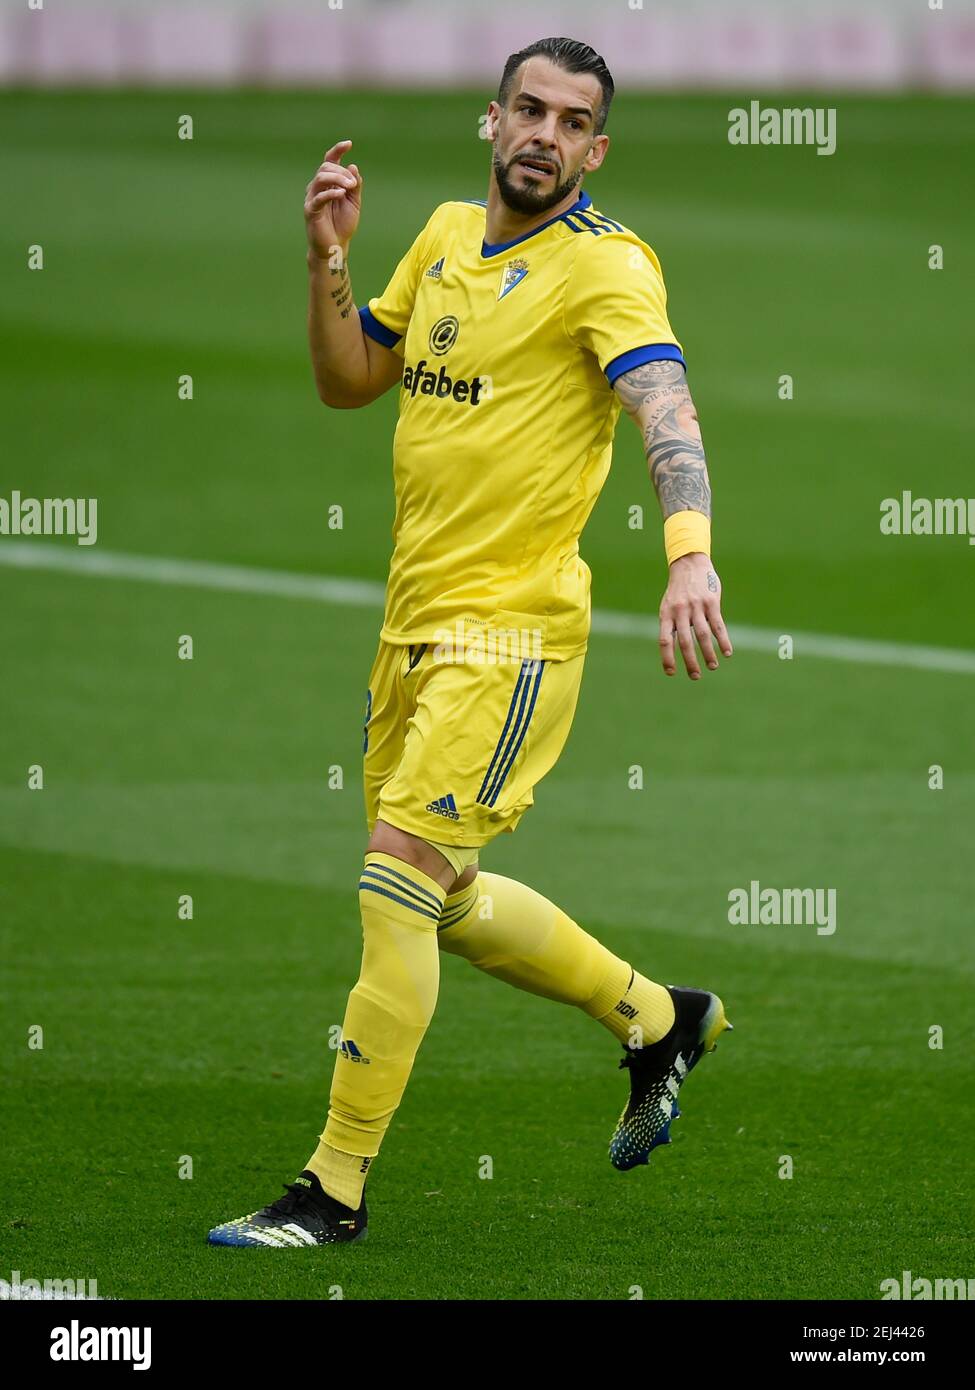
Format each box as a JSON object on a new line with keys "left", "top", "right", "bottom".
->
{"left": 363, "top": 639, "right": 585, "bottom": 849}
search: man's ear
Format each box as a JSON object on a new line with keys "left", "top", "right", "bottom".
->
{"left": 483, "top": 100, "right": 503, "bottom": 142}
{"left": 584, "top": 133, "right": 610, "bottom": 173}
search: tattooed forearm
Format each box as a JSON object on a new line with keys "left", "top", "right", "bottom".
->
{"left": 328, "top": 263, "right": 354, "bottom": 318}
{"left": 613, "top": 360, "right": 712, "bottom": 520}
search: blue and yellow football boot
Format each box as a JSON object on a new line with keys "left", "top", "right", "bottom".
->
{"left": 208, "top": 1170, "right": 366, "bottom": 1247}
{"left": 609, "top": 985, "right": 732, "bottom": 1171}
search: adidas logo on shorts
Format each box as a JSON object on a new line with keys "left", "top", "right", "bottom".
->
{"left": 426, "top": 793, "right": 460, "bottom": 821}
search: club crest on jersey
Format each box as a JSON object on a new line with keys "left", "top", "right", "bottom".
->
{"left": 498, "top": 257, "right": 529, "bottom": 301}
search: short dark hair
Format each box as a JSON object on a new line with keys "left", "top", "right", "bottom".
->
{"left": 498, "top": 37, "right": 615, "bottom": 136}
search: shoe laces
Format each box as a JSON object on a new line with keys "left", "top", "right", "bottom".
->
{"left": 260, "top": 1182, "right": 318, "bottom": 1220}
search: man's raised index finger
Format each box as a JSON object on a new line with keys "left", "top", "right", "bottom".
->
{"left": 323, "top": 140, "right": 353, "bottom": 164}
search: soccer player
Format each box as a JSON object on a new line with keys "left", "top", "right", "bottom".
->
{"left": 209, "top": 36, "right": 733, "bottom": 1249}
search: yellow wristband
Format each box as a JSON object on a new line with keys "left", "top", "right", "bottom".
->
{"left": 664, "top": 510, "right": 712, "bottom": 565}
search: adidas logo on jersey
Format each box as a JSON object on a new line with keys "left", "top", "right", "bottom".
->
{"left": 426, "top": 256, "right": 445, "bottom": 279}
{"left": 426, "top": 793, "right": 460, "bottom": 821}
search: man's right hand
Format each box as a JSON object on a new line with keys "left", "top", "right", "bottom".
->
{"left": 305, "top": 140, "right": 362, "bottom": 260}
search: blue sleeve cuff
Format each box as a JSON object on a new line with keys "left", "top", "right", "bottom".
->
{"left": 359, "top": 305, "right": 401, "bottom": 349}
{"left": 604, "top": 343, "right": 686, "bottom": 384}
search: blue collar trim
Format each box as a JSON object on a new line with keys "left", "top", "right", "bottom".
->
{"left": 480, "top": 189, "right": 592, "bottom": 259}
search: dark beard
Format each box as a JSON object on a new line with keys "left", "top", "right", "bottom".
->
{"left": 492, "top": 150, "right": 584, "bottom": 216}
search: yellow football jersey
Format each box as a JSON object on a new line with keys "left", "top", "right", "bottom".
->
{"left": 359, "top": 189, "right": 684, "bottom": 661}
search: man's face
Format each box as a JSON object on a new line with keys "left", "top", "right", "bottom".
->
{"left": 489, "top": 57, "right": 608, "bottom": 216}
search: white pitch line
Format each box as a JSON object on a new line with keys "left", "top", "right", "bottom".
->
{"left": 2, "top": 540, "right": 973, "bottom": 675}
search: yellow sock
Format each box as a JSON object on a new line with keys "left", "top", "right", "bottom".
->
{"left": 437, "top": 872, "right": 675, "bottom": 1045}
{"left": 305, "top": 1142, "right": 372, "bottom": 1211}
{"left": 309, "top": 852, "right": 445, "bottom": 1207}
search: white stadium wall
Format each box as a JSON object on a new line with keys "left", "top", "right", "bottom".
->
{"left": 1, "top": 0, "right": 974, "bottom": 90}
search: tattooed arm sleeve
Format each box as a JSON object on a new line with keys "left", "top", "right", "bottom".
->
{"left": 612, "top": 360, "right": 712, "bottom": 520}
